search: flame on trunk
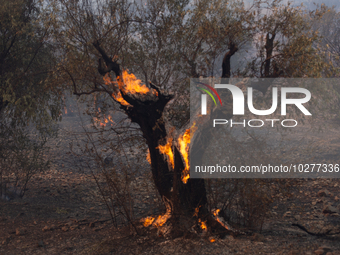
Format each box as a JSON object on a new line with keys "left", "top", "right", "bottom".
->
{"left": 157, "top": 138, "right": 174, "bottom": 169}
{"left": 117, "top": 70, "right": 157, "bottom": 96}
{"left": 146, "top": 149, "right": 151, "bottom": 164}
{"left": 103, "top": 73, "right": 130, "bottom": 106}
{"left": 103, "top": 70, "right": 158, "bottom": 106}
{"left": 178, "top": 122, "right": 197, "bottom": 184}
{"left": 112, "top": 92, "right": 131, "bottom": 106}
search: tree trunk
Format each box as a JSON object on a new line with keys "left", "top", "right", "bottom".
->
{"left": 93, "top": 42, "right": 213, "bottom": 234}
{"left": 222, "top": 42, "right": 238, "bottom": 78}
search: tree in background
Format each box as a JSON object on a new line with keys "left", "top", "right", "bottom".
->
{"left": 0, "top": 0, "right": 62, "bottom": 199}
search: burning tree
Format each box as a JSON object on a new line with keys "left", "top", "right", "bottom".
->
{"left": 92, "top": 40, "right": 224, "bottom": 235}
{"left": 48, "top": 0, "right": 328, "bottom": 236}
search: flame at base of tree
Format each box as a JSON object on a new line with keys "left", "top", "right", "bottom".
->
{"left": 212, "top": 209, "right": 229, "bottom": 230}
{"left": 194, "top": 206, "right": 208, "bottom": 232}
{"left": 198, "top": 218, "right": 207, "bottom": 231}
{"left": 141, "top": 199, "right": 171, "bottom": 228}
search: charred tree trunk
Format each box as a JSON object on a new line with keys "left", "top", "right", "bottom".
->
{"left": 93, "top": 41, "right": 210, "bottom": 232}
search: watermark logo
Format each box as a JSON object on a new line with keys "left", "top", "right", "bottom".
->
{"left": 200, "top": 84, "right": 311, "bottom": 116}
{"left": 196, "top": 82, "right": 222, "bottom": 115}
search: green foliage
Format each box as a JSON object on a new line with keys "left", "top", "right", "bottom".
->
{"left": 0, "top": 0, "right": 62, "bottom": 125}
{"left": 0, "top": 0, "right": 61, "bottom": 198}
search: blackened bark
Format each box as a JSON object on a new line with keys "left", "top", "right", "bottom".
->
{"left": 172, "top": 145, "right": 208, "bottom": 217}
{"left": 93, "top": 41, "right": 121, "bottom": 77}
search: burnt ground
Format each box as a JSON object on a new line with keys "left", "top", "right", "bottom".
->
{"left": 1, "top": 112, "right": 340, "bottom": 254}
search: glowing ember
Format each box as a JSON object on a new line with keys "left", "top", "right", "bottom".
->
{"left": 213, "top": 209, "right": 220, "bottom": 217}
{"left": 64, "top": 106, "right": 67, "bottom": 114}
{"left": 108, "top": 115, "right": 114, "bottom": 123}
{"left": 157, "top": 138, "right": 174, "bottom": 169}
{"left": 198, "top": 219, "right": 207, "bottom": 231}
{"left": 93, "top": 109, "right": 115, "bottom": 127}
{"left": 146, "top": 149, "right": 151, "bottom": 164}
{"left": 193, "top": 206, "right": 200, "bottom": 217}
{"left": 212, "top": 209, "right": 229, "bottom": 230}
{"left": 143, "top": 216, "right": 155, "bottom": 227}
{"left": 210, "top": 238, "right": 216, "bottom": 243}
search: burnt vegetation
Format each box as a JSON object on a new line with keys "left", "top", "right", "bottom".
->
{"left": 1, "top": 0, "right": 340, "bottom": 251}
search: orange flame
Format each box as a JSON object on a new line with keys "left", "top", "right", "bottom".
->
{"left": 178, "top": 122, "right": 197, "bottom": 184}
{"left": 143, "top": 216, "right": 155, "bottom": 227}
{"left": 213, "top": 209, "right": 220, "bottom": 217}
{"left": 210, "top": 238, "right": 216, "bottom": 243}
{"left": 103, "top": 73, "right": 130, "bottom": 106}
{"left": 141, "top": 201, "right": 171, "bottom": 228}
{"left": 153, "top": 210, "right": 171, "bottom": 227}
{"left": 104, "top": 70, "right": 158, "bottom": 105}
{"left": 117, "top": 70, "right": 154, "bottom": 95}
{"left": 146, "top": 149, "right": 151, "bottom": 164}
{"left": 212, "top": 209, "right": 229, "bottom": 230}
{"left": 199, "top": 219, "right": 207, "bottom": 231}
{"left": 112, "top": 92, "right": 130, "bottom": 106}
{"left": 157, "top": 138, "right": 174, "bottom": 169}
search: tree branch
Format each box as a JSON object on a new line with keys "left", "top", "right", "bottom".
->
{"left": 93, "top": 40, "right": 121, "bottom": 77}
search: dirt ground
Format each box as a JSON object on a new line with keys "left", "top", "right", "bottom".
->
{"left": 1, "top": 173, "right": 340, "bottom": 255}
{"left": 1, "top": 111, "right": 340, "bottom": 255}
